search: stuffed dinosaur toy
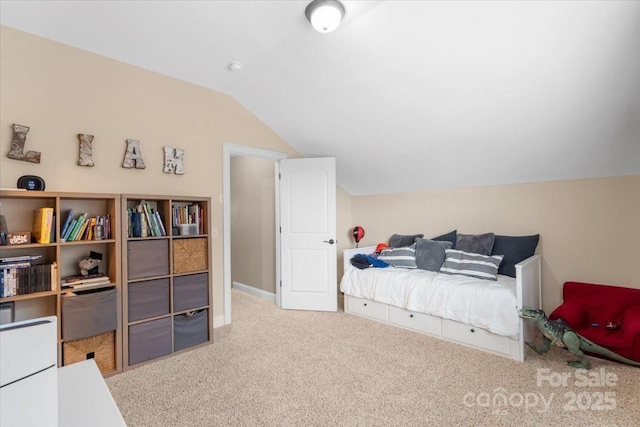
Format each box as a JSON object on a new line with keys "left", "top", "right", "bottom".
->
{"left": 520, "top": 307, "right": 640, "bottom": 369}
{"left": 79, "top": 251, "right": 102, "bottom": 276}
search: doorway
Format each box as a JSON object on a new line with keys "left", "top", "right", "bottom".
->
{"left": 222, "top": 143, "right": 287, "bottom": 325}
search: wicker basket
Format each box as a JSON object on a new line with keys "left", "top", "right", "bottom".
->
{"left": 63, "top": 331, "right": 115, "bottom": 374}
{"left": 173, "top": 238, "right": 208, "bottom": 274}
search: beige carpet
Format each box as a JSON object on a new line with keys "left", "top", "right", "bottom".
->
{"left": 107, "top": 290, "right": 640, "bottom": 426}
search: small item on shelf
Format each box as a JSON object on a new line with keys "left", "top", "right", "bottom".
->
{"left": 78, "top": 251, "right": 103, "bottom": 276}
{"left": 6, "top": 232, "right": 30, "bottom": 245}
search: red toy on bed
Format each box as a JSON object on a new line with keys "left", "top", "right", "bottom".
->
{"left": 549, "top": 281, "right": 640, "bottom": 363}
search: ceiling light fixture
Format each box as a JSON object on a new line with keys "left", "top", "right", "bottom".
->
{"left": 305, "top": 0, "right": 345, "bottom": 33}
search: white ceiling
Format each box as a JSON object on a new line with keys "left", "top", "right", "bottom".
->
{"left": 1, "top": 1, "right": 639, "bottom": 195}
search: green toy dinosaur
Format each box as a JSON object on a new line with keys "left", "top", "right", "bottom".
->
{"left": 520, "top": 307, "right": 640, "bottom": 369}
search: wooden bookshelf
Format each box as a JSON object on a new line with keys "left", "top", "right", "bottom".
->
{"left": 121, "top": 194, "right": 212, "bottom": 369}
{"left": 0, "top": 190, "right": 122, "bottom": 376}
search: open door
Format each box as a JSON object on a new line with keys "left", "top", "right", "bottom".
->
{"left": 279, "top": 157, "right": 337, "bottom": 311}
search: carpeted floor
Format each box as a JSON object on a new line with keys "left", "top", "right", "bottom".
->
{"left": 106, "top": 289, "right": 640, "bottom": 426}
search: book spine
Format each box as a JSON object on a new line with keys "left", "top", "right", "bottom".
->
{"left": 68, "top": 213, "right": 87, "bottom": 241}
{"left": 32, "top": 207, "right": 54, "bottom": 244}
{"left": 60, "top": 209, "right": 75, "bottom": 241}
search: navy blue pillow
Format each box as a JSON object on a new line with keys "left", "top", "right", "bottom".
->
{"left": 432, "top": 230, "right": 457, "bottom": 249}
{"left": 491, "top": 234, "right": 540, "bottom": 278}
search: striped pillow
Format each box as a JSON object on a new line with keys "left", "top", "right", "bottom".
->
{"left": 439, "top": 249, "right": 504, "bottom": 280}
{"left": 378, "top": 244, "right": 417, "bottom": 269}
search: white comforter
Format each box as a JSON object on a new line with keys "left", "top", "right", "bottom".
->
{"left": 340, "top": 266, "right": 520, "bottom": 339}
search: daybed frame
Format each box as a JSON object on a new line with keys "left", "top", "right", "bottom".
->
{"left": 342, "top": 246, "right": 542, "bottom": 362}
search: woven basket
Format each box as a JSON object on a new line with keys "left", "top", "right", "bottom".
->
{"left": 173, "top": 238, "right": 208, "bottom": 274}
{"left": 63, "top": 331, "right": 115, "bottom": 374}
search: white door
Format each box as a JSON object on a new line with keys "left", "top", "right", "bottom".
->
{"left": 280, "top": 157, "right": 337, "bottom": 311}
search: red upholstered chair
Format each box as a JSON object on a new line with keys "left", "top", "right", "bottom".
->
{"left": 549, "top": 281, "right": 640, "bottom": 363}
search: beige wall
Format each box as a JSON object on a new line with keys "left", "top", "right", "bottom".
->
{"left": 230, "top": 156, "right": 276, "bottom": 293}
{"left": 351, "top": 175, "right": 640, "bottom": 312}
{"left": 0, "top": 26, "right": 300, "bottom": 324}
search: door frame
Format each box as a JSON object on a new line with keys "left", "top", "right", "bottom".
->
{"left": 222, "top": 142, "right": 287, "bottom": 325}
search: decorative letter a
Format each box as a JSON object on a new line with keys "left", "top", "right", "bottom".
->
{"left": 122, "top": 139, "right": 146, "bottom": 169}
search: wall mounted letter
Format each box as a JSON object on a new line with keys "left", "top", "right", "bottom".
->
{"left": 122, "top": 139, "right": 146, "bottom": 169}
{"left": 77, "top": 134, "right": 95, "bottom": 167}
{"left": 7, "top": 124, "right": 41, "bottom": 163}
{"left": 163, "top": 146, "right": 185, "bottom": 175}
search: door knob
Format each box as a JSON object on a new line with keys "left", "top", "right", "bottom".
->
{"left": 323, "top": 239, "right": 335, "bottom": 244}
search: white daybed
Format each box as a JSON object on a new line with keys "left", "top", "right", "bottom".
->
{"left": 340, "top": 246, "right": 541, "bottom": 362}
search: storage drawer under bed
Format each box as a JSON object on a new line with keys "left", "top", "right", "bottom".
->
{"left": 441, "top": 318, "right": 513, "bottom": 355}
{"left": 388, "top": 305, "right": 441, "bottom": 336}
{"left": 345, "top": 295, "right": 388, "bottom": 321}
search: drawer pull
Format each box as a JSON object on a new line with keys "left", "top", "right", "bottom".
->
{"left": 409, "top": 314, "right": 414, "bottom": 318}
{"left": 363, "top": 303, "right": 367, "bottom": 307}
{"left": 470, "top": 328, "right": 475, "bottom": 333}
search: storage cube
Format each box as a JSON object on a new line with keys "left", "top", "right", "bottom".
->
{"left": 173, "top": 273, "right": 208, "bottom": 312}
{"left": 128, "top": 317, "right": 172, "bottom": 365}
{"left": 127, "top": 278, "right": 170, "bottom": 322}
{"left": 127, "top": 239, "right": 169, "bottom": 279}
{"left": 174, "top": 309, "right": 208, "bottom": 351}
{"left": 61, "top": 288, "right": 117, "bottom": 341}
{"left": 173, "top": 238, "right": 207, "bottom": 274}
{"left": 63, "top": 331, "right": 115, "bottom": 375}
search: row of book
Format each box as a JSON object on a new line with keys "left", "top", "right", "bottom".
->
{"left": 1, "top": 256, "right": 58, "bottom": 298}
{"left": 61, "top": 273, "right": 112, "bottom": 291}
{"left": 172, "top": 203, "right": 205, "bottom": 235}
{"left": 126, "top": 201, "right": 167, "bottom": 238}
{"left": 60, "top": 210, "right": 112, "bottom": 242}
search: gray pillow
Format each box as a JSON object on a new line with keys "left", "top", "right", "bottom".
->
{"left": 378, "top": 244, "right": 417, "bottom": 268}
{"left": 388, "top": 233, "right": 424, "bottom": 248}
{"left": 456, "top": 232, "right": 495, "bottom": 256}
{"left": 491, "top": 234, "right": 540, "bottom": 277}
{"left": 432, "top": 230, "right": 457, "bottom": 249}
{"left": 440, "top": 249, "right": 504, "bottom": 281}
{"left": 415, "top": 238, "right": 452, "bottom": 271}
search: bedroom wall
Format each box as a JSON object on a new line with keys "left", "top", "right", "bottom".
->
{"left": 230, "top": 156, "right": 276, "bottom": 294}
{"left": 350, "top": 175, "right": 640, "bottom": 312}
{"left": 0, "top": 26, "right": 303, "bottom": 325}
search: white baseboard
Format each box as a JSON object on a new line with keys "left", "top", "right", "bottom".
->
{"left": 232, "top": 281, "right": 276, "bottom": 303}
{"left": 213, "top": 315, "right": 225, "bottom": 328}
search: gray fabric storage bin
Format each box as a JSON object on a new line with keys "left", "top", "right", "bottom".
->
{"left": 128, "top": 317, "right": 172, "bottom": 365}
{"left": 173, "top": 273, "right": 208, "bottom": 312}
{"left": 127, "top": 239, "right": 169, "bottom": 280}
{"left": 128, "top": 278, "right": 170, "bottom": 322}
{"left": 174, "top": 309, "right": 208, "bottom": 351}
{"left": 62, "top": 288, "right": 117, "bottom": 341}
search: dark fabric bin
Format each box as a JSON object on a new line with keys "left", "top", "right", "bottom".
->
{"left": 128, "top": 278, "right": 170, "bottom": 322}
{"left": 127, "top": 239, "right": 169, "bottom": 280}
{"left": 173, "top": 273, "right": 208, "bottom": 312}
{"left": 128, "top": 317, "right": 172, "bottom": 365}
{"left": 62, "top": 288, "right": 117, "bottom": 341}
{"left": 174, "top": 309, "right": 208, "bottom": 351}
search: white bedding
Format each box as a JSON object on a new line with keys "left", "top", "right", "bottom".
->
{"left": 340, "top": 266, "right": 520, "bottom": 339}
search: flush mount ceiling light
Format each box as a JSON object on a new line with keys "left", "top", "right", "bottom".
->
{"left": 305, "top": 0, "right": 345, "bottom": 33}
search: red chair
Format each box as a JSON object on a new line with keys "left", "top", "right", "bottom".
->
{"left": 549, "top": 281, "right": 640, "bottom": 363}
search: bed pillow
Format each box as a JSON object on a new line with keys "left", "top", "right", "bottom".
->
{"left": 440, "top": 249, "right": 504, "bottom": 281}
{"left": 415, "top": 238, "right": 452, "bottom": 271}
{"left": 378, "top": 244, "right": 417, "bottom": 268}
{"left": 388, "top": 233, "right": 423, "bottom": 248}
{"left": 456, "top": 232, "right": 495, "bottom": 256}
{"left": 431, "top": 230, "right": 457, "bottom": 249}
{"left": 491, "top": 234, "right": 540, "bottom": 278}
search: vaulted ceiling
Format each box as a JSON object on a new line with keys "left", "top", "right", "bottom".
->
{"left": 1, "top": 1, "right": 639, "bottom": 195}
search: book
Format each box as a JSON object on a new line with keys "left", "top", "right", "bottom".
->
{"left": 62, "top": 273, "right": 107, "bottom": 285}
{"left": 0, "top": 214, "right": 8, "bottom": 245}
{"left": 60, "top": 209, "right": 75, "bottom": 240}
{"left": 32, "top": 207, "right": 54, "bottom": 244}
{"left": 67, "top": 213, "right": 87, "bottom": 241}
{"left": 67, "top": 280, "right": 112, "bottom": 291}
{"left": 62, "top": 218, "right": 78, "bottom": 241}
